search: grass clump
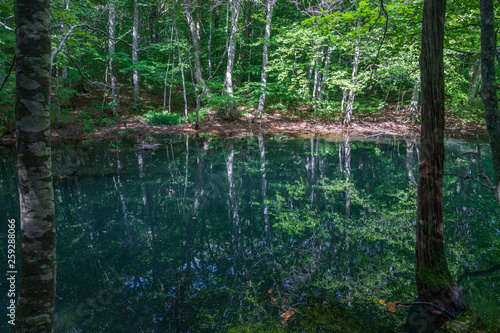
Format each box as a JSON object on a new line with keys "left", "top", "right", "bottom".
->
{"left": 141, "top": 108, "right": 187, "bottom": 126}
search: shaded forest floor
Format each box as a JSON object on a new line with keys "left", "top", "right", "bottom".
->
{"left": 0, "top": 92, "right": 487, "bottom": 146}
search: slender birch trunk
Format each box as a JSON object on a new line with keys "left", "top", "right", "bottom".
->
{"left": 343, "top": 42, "right": 359, "bottom": 126}
{"left": 409, "top": 82, "right": 420, "bottom": 124}
{"left": 312, "top": 46, "right": 322, "bottom": 104}
{"left": 175, "top": 26, "right": 189, "bottom": 122}
{"left": 208, "top": 10, "right": 213, "bottom": 77}
{"left": 108, "top": 0, "right": 119, "bottom": 116}
{"left": 55, "top": 66, "right": 61, "bottom": 128}
{"left": 318, "top": 45, "right": 333, "bottom": 101}
{"left": 467, "top": 55, "right": 481, "bottom": 101}
{"left": 257, "top": 0, "right": 275, "bottom": 118}
{"left": 225, "top": 0, "right": 241, "bottom": 97}
{"left": 14, "top": 0, "right": 56, "bottom": 330}
{"left": 258, "top": 134, "right": 271, "bottom": 245}
{"left": 132, "top": 0, "right": 140, "bottom": 107}
{"left": 184, "top": 5, "right": 204, "bottom": 87}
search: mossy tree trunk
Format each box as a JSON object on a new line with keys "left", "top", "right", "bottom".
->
{"left": 414, "top": 0, "right": 468, "bottom": 329}
{"left": 480, "top": 0, "right": 500, "bottom": 204}
{"left": 14, "top": 0, "right": 57, "bottom": 331}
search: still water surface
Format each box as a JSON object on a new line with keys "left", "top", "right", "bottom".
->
{"left": 1, "top": 134, "right": 498, "bottom": 332}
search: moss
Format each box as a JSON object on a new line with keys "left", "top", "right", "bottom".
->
{"left": 416, "top": 266, "right": 453, "bottom": 291}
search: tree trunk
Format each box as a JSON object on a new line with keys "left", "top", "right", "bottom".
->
{"left": 480, "top": 0, "right": 500, "bottom": 203}
{"left": 318, "top": 45, "right": 333, "bottom": 102}
{"left": 414, "top": 0, "right": 468, "bottom": 329}
{"left": 258, "top": 134, "right": 271, "bottom": 245}
{"left": 132, "top": 0, "right": 140, "bottom": 108}
{"left": 467, "top": 54, "right": 481, "bottom": 101}
{"left": 406, "top": 138, "right": 417, "bottom": 187}
{"left": 14, "top": 0, "right": 57, "bottom": 330}
{"left": 226, "top": 143, "right": 244, "bottom": 277}
{"left": 55, "top": 66, "right": 61, "bottom": 128}
{"left": 343, "top": 42, "right": 359, "bottom": 127}
{"left": 108, "top": 0, "right": 119, "bottom": 116}
{"left": 257, "top": 0, "right": 275, "bottom": 117}
{"left": 409, "top": 82, "right": 420, "bottom": 124}
{"left": 225, "top": 0, "right": 241, "bottom": 97}
{"left": 312, "top": 46, "right": 322, "bottom": 105}
{"left": 175, "top": 25, "right": 189, "bottom": 122}
{"left": 184, "top": 4, "right": 204, "bottom": 87}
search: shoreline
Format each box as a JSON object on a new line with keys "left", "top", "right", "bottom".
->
{"left": 0, "top": 109, "right": 487, "bottom": 147}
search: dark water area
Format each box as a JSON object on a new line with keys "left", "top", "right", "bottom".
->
{"left": 1, "top": 134, "right": 499, "bottom": 332}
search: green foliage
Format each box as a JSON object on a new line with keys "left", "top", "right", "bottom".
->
{"left": 140, "top": 108, "right": 187, "bottom": 125}
{"left": 188, "top": 107, "right": 209, "bottom": 123}
{"left": 82, "top": 120, "right": 97, "bottom": 133}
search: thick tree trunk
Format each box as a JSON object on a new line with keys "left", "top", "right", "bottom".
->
{"left": 108, "top": 0, "right": 119, "bottom": 116}
{"left": 132, "top": 0, "right": 140, "bottom": 107}
{"left": 414, "top": 0, "right": 468, "bottom": 329}
{"left": 14, "top": 0, "right": 57, "bottom": 331}
{"left": 257, "top": 0, "right": 275, "bottom": 117}
{"left": 480, "top": 0, "right": 500, "bottom": 203}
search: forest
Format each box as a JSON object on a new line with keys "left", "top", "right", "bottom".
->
{"left": 1, "top": 0, "right": 500, "bottom": 332}
{"left": 0, "top": 0, "right": 497, "bottom": 132}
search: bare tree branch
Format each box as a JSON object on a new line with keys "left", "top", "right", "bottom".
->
{"left": 0, "top": 55, "right": 15, "bottom": 92}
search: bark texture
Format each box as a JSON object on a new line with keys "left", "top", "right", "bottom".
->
{"left": 409, "top": 82, "right": 420, "bottom": 125}
{"left": 132, "top": 0, "right": 140, "bottom": 107}
{"left": 480, "top": 0, "right": 500, "bottom": 203}
{"left": 225, "top": 0, "right": 241, "bottom": 97}
{"left": 184, "top": 2, "right": 204, "bottom": 87}
{"left": 257, "top": 0, "right": 275, "bottom": 115}
{"left": 108, "top": 0, "right": 119, "bottom": 115}
{"left": 14, "top": 0, "right": 57, "bottom": 331}
{"left": 414, "top": 0, "right": 468, "bottom": 329}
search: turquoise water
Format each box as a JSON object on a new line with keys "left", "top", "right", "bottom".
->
{"left": 1, "top": 134, "right": 498, "bottom": 332}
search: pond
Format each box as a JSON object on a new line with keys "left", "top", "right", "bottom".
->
{"left": 1, "top": 134, "right": 499, "bottom": 332}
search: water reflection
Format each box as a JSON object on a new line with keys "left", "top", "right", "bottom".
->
{"left": 0, "top": 135, "right": 498, "bottom": 332}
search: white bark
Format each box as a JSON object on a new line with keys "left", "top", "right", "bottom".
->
{"left": 55, "top": 66, "right": 60, "bottom": 128}
{"left": 318, "top": 45, "right": 333, "bottom": 101}
{"left": 184, "top": 5, "right": 204, "bottom": 87}
{"left": 208, "top": 10, "right": 212, "bottom": 77}
{"left": 257, "top": 0, "right": 275, "bottom": 115}
{"left": 225, "top": 0, "right": 241, "bottom": 96}
{"left": 108, "top": 0, "right": 119, "bottom": 116}
{"left": 409, "top": 82, "right": 419, "bottom": 124}
{"left": 175, "top": 26, "right": 189, "bottom": 121}
{"left": 344, "top": 43, "right": 359, "bottom": 126}
{"left": 132, "top": 0, "right": 140, "bottom": 107}
{"left": 468, "top": 54, "right": 481, "bottom": 101}
{"left": 312, "top": 46, "right": 322, "bottom": 103}
{"left": 258, "top": 134, "right": 271, "bottom": 245}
